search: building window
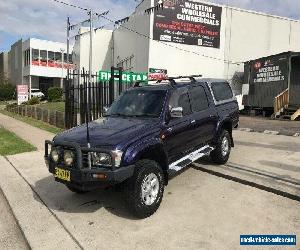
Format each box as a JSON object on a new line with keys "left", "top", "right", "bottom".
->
{"left": 32, "top": 49, "right": 39, "bottom": 66}
{"left": 54, "top": 52, "right": 62, "bottom": 62}
{"left": 40, "top": 50, "right": 47, "bottom": 66}
{"left": 64, "top": 53, "right": 68, "bottom": 63}
{"left": 24, "top": 49, "right": 30, "bottom": 66}
{"left": 117, "top": 55, "right": 134, "bottom": 72}
{"left": 54, "top": 52, "right": 62, "bottom": 67}
{"left": 48, "top": 51, "right": 55, "bottom": 67}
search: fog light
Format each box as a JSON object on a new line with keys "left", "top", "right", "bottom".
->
{"left": 64, "top": 150, "right": 74, "bottom": 166}
{"left": 51, "top": 148, "right": 59, "bottom": 162}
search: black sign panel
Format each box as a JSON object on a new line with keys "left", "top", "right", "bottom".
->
{"left": 153, "top": 0, "right": 222, "bottom": 48}
{"left": 250, "top": 55, "right": 288, "bottom": 84}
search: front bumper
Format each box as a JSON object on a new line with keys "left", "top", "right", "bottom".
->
{"left": 45, "top": 140, "right": 135, "bottom": 191}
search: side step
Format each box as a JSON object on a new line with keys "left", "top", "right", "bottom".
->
{"left": 169, "top": 145, "right": 214, "bottom": 172}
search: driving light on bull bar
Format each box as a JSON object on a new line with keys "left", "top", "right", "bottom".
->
{"left": 64, "top": 150, "right": 74, "bottom": 166}
{"left": 112, "top": 150, "right": 123, "bottom": 167}
{"left": 91, "top": 152, "right": 112, "bottom": 166}
{"left": 50, "top": 148, "right": 59, "bottom": 162}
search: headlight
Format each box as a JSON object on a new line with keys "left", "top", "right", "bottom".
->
{"left": 50, "top": 148, "right": 59, "bottom": 162}
{"left": 112, "top": 150, "right": 123, "bottom": 167}
{"left": 64, "top": 150, "right": 74, "bottom": 166}
{"left": 91, "top": 152, "right": 112, "bottom": 166}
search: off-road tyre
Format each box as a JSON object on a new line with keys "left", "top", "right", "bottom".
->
{"left": 210, "top": 130, "right": 231, "bottom": 165}
{"left": 125, "top": 160, "right": 164, "bottom": 219}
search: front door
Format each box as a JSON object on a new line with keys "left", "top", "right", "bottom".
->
{"left": 163, "top": 87, "right": 195, "bottom": 163}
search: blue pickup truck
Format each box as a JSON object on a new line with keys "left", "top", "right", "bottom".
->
{"left": 45, "top": 77, "right": 239, "bottom": 218}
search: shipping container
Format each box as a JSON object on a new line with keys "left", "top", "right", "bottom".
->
{"left": 243, "top": 52, "right": 300, "bottom": 118}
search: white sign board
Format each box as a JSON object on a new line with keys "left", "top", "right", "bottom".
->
{"left": 17, "top": 85, "right": 29, "bottom": 105}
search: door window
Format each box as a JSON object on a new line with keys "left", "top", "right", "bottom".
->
{"left": 169, "top": 89, "right": 191, "bottom": 116}
{"left": 190, "top": 86, "right": 209, "bottom": 112}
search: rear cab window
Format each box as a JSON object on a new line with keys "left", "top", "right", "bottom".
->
{"left": 211, "top": 82, "right": 233, "bottom": 102}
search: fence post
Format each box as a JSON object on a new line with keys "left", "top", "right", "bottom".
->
{"left": 109, "top": 67, "right": 114, "bottom": 105}
{"left": 118, "top": 67, "right": 122, "bottom": 95}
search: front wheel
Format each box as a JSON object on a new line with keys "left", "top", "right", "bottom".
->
{"left": 210, "top": 130, "right": 231, "bottom": 165}
{"left": 125, "top": 160, "right": 164, "bottom": 219}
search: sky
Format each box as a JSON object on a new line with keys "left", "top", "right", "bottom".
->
{"left": 0, "top": 0, "right": 300, "bottom": 52}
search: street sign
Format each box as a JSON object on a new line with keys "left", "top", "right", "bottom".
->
{"left": 149, "top": 68, "right": 168, "bottom": 80}
{"left": 17, "top": 85, "right": 28, "bottom": 105}
{"left": 98, "top": 70, "right": 148, "bottom": 83}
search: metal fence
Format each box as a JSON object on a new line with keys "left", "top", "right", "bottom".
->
{"left": 65, "top": 68, "right": 133, "bottom": 129}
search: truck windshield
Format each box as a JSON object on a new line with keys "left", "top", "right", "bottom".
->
{"left": 107, "top": 88, "right": 166, "bottom": 118}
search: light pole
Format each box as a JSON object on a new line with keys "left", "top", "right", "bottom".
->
{"left": 60, "top": 48, "right": 65, "bottom": 88}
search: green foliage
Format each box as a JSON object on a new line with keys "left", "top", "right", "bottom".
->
{"left": 27, "top": 96, "right": 40, "bottom": 105}
{"left": 0, "top": 110, "right": 63, "bottom": 134}
{"left": 0, "top": 84, "right": 15, "bottom": 101}
{"left": 48, "top": 87, "right": 63, "bottom": 102}
{"left": 0, "top": 127, "right": 36, "bottom": 155}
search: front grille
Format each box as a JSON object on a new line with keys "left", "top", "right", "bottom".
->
{"left": 82, "top": 152, "right": 90, "bottom": 169}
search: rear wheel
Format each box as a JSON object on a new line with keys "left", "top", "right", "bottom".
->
{"left": 210, "top": 130, "right": 231, "bottom": 164}
{"left": 125, "top": 160, "right": 164, "bottom": 219}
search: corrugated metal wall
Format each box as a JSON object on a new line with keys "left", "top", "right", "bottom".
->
{"left": 246, "top": 53, "right": 289, "bottom": 108}
{"left": 289, "top": 56, "right": 300, "bottom": 107}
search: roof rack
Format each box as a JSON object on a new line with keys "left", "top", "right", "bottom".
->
{"left": 133, "top": 74, "right": 202, "bottom": 87}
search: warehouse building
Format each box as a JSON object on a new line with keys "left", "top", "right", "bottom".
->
{"left": 0, "top": 38, "right": 73, "bottom": 96}
{"left": 74, "top": 0, "right": 300, "bottom": 94}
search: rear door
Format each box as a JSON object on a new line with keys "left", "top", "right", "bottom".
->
{"left": 188, "top": 84, "right": 218, "bottom": 149}
{"left": 163, "top": 87, "right": 195, "bottom": 163}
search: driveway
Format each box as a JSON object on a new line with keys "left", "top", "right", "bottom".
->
{"left": 1, "top": 130, "right": 299, "bottom": 249}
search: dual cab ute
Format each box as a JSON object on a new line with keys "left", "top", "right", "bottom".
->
{"left": 45, "top": 77, "right": 239, "bottom": 218}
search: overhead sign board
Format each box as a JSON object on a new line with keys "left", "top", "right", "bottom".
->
{"left": 98, "top": 70, "right": 148, "bottom": 82}
{"left": 153, "top": 0, "right": 222, "bottom": 48}
{"left": 17, "top": 85, "right": 28, "bottom": 105}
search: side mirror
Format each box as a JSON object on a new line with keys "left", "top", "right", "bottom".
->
{"left": 103, "top": 106, "right": 109, "bottom": 116}
{"left": 170, "top": 107, "right": 183, "bottom": 118}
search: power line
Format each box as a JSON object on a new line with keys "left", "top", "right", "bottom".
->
{"left": 50, "top": 0, "right": 243, "bottom": 65}
{"left": 52, "top": 0, "right": 87, "bottom": 11}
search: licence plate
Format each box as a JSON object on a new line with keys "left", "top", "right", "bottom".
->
{"left": 54, "top": 167, "right": 71, "bottom": 182}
